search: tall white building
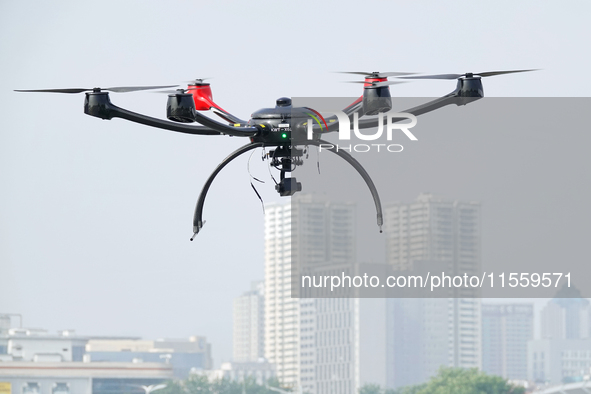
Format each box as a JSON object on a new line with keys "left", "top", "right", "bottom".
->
{"left": 264, "top": 196, "right": 359, "bottom": 393}
{"left": 383, "top": 193, "right": 482, "bottom": 388}
{"left": 233, "top": 281, "right": 265, "bottom": 362}
{"left": 265, "top": 200, "right": 298, "bottom": 387}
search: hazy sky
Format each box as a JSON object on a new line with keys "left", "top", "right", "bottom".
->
{"left": 1, "top": 1, "right": 590, "bottom": 365}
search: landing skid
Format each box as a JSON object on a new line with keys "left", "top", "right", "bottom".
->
{"left": 190, "top": 140, "right": 383, "bottom": 240}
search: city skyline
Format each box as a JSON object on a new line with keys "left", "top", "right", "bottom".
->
{"left": 2, "top": 0, "right": 591, "bottom": 368}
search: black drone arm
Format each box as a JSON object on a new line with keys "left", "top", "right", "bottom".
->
{"left": 191, "top": 109, "right": 259, "bottom": 137}
{"left": 307, "top": 91, "right": 474, "bottom": 133}
{"left": 355, "top": 93, "right": 461, "bottom": 129}
{"left": 403, "top": 93, "right": 463, "bottom": 117}
{"left": 84, "top": 92, "right": 259, "bottom": 137}
{"left": 108, "top": 106, "right": 223, "bottom": 135}
{"left": 211, "top": 108, "right": 249, "bottom": 126}
{"left": 343, "top": 96, "right": 364, "bottom": 116}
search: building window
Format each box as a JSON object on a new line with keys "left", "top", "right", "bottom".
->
{"left": 72, "top": 346, "right": 85, "bottom": 362}
{"left": 52, "top": 383, "right": 69, "bottom": 394}
{"left": 23, "top": 383, "right": 40, "bottom": 394}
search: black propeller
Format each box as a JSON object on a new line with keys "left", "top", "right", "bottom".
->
{"left": 345, "top": 80, "right": 407, "bottom": 88}
{"left": 14, "top": 85, "right": 178, "bottom": 94}
{"left": 157, "top": 88, "right": 190, "bottom": 94}
{"left": 156, "top": 77, "right": 213, "bottom": 94}
{"left": 400, "top": 69, "right": 538, "bottom": 80}
{"left": 186, "top": 78, "right": 211, "bottom": 85}
{"left": 336, "top": 71, "right": 416, "bottom": 78}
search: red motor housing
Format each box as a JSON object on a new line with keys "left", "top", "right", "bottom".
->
{"left": 186, "top": 82, "right": 233, "bottom": 116}
{"left": 187, "top": 83, "right": 215, "bottom": 111}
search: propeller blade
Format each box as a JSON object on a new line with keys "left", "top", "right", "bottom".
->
{"left": 401, "top": 74, "right": 463, "bottom": 80}
{"left": 14, "top": 88, "right": 91, "bottom": 94}
{"left": 372, "top": 80, "right": 407, "bottom": 87}
{"left": 475, "top": 69, "right": 539, "bottom": 77}
{"left": 335, "top": 71, "right": 416, "bottom": 78}
{"left": 344, "top": 81, "right": 407, "bottom": 87}
{"left": 337, "top": 72, "right": 377, "bottom": 76}
{"left": 377, "top": 72, "right": 416, "bottom": 77}
{"left": 15, "top": 85, "right": 178, "bottom": 94}
{"left": 104, "top": 85, "right": 178, "bottom": 92}
{"left": 402, "top": 69, "right": 538, "bottom": 80}
{"left": 154, "top": 89, "right": 188, "bottom": 94}
{"left": 186, "top": 78, "right": 212, "bottom": 84}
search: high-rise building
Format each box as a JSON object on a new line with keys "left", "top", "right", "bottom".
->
{"left": 264, "top": 200, "right": 299, "bottom": 387}
{"left": 233, "top": 281, "right": 265, "bottom": 362}
{"left": 528, "top": 287, "right": 591, "bottom": 384}
{"left": 264, "top": 196, "right": 358, "bottom": 393}
{"left": 540, "top": 286, "right": 590, "bottom": 340}
{"left": 481, "top": 303, "right": 533, "bottom": 380}
{"left": 383, "top": 193, "right": 482, "bottom": 388}
{"left": 299, "top": 290, "right": 358, "bottom": 394}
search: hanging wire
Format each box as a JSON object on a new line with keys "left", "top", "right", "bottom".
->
{"left": 266, "top": 148, "right": 279, "bottom": 185}
{"left": 247, "top": 148, "right": 265, "bottom": 213}
{"left": 316, "top": 145, "right": 321, "bottom": 174}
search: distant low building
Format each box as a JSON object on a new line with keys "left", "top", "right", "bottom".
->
{"left": 0, "top": 328, "right": 89, "bottom": 363}
{"left": 195, "top": 360, "right": 276, "bottom": 385}
{"left": 0, "top": 361, "right": 172, "bottom": 394}
{"left": 528, "top": 338, "right": 591, "bottom": 384}
{"left": 87, "top": 336, "right": 212, "bottom": 378}
{"left": 0, "top": 315, "right": 212, "bottom": 394}
{"left": 0, "top": 325, "right": 173, "bottom": 393}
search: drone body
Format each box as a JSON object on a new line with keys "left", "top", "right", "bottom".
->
{"left": 16, "top": 70, "right": 534, "bottom": 238}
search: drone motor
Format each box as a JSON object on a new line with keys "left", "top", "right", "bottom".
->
{"left": 362, "top": 77, "right": 393, "bottom": 116}
{"left": 455, "top": 76, "right": 484, "bottom": 104}
{"left": 166, "top": 91, "right": 196, "bottom": 123}
{"left": 84, "top": 90, "right": 113, "bottom": 119}
{"left": 187, "top": 80, "right": 215, "bottom": 111}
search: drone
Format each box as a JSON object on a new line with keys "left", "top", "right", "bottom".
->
{"left": 15, "top": 69, "right": 534, "bottom": 239}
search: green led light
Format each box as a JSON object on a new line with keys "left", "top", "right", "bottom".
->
{"left": 282, "top": 133, "right": 287, "bottom": 138}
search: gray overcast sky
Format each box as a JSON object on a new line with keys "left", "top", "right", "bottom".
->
{"left": 1, "top": 1, "right": 590, "bottom": 365}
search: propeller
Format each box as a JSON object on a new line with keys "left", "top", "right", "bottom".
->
{"left": 336, "top": 71, "right": 416, "bottom": 78}
{"left": 345, "top": 80, "right": 407, "bottom": 88}
{"left": 157, "top": 88, "right": 190, "bottom": 94}
{"left": 186, "top": 78, "right": 211, "bottom": 85}
{"left": 156, "top": 77, "right": 213, "bottom": 94}
{"left": 14, "top": 85, "right": 178, "bottom": 94}
{"left": 400, "top": 69, "right": 538, "bottom": 80}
